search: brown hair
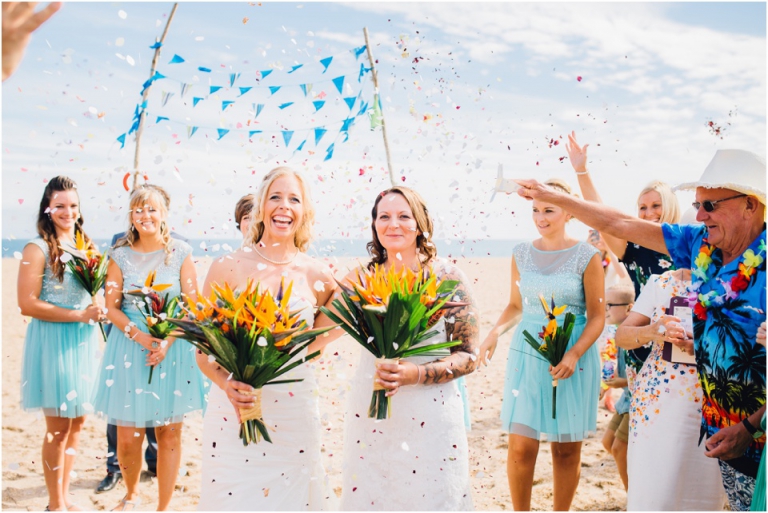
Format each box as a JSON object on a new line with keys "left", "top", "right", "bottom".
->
{"left": 366, "top": 186, "right": 437, "bottom": 268}
{"left": 36, "top": 176, "right": 94, "bottom": 281}
{"left": 114, "top": 184, "right": 172, "bottom": 263}
{"left": 244, "top": 167, "right": 315, "bottom": 252}
{"left": 234, "top": 194, "right": 255, "bottom": 230}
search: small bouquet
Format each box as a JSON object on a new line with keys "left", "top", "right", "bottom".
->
{"left": 169, "top": 279, "right": 334, "bottom": 445}
{"left": 125, "top": 271, "right": 181, "bottom": 384}
{"left": 320, "top": 264, "right": 466, "bottom": 420}
{"left": 522, "top": 294, "right": 576, "bottom": 419}
{"left": 59, "top": 231, "right": 109, "bottom": 341}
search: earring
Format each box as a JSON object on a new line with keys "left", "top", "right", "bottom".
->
{"left": 130, "top": 224, "right": 137, "bottom": 232}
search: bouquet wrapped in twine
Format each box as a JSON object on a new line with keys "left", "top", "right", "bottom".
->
{"left": 170, "top": 278, "right": 334, "bottom": 445}
{"left": 320, "top": 264, "right": 466, "bottom": 419}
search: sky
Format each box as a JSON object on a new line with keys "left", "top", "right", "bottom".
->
{"left": 2, "top": 1, "right": 765, "bottom": 245}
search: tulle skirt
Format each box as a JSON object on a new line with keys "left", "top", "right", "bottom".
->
{"left": 93, "top": 311, "right": 206, "bottom": 427}
{"left": 500, "top": 314, "right": 599, "bottom": 442}
{"left": 20, "top": 315, "right": 101, "bottom": 418}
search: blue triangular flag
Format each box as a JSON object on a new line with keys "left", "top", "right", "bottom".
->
{"left": 217, "top": 129, "right": 230, "bottom": 140}
{"left": 254, "top": 104, "right": 265, "bottom": 118}
{"left": 180, "top": 83, "right": 192, "bottom": 98}
{"left": 187, "top": 126, "right": 198, "bottom": 139}
{"left": 314, "top": 128, "right": 327, "bottom": 145}
{"left": 353, "top": 45, "right": 367, "bottom": 60}
{"left": 342, "top": 131, "right": 350, "bottom": 143}
{"left": 278, "top": 102, "right": 294, "bottom": 110}
{"left": 357, "top": 101, "right": 369, "bottom": 116}
{"left": 161, "top": 91, "right": 174, "bottom": 107}
{"left": 149, "top": 41, "right": 162, "bottom": 50}
{"left": 358, "top": 63, "right": 365, "bottom": 82}
{"left": 169, "top": 54, "right": 185, "bottom": 64}
{"left": 288, "top": 64, "right": 303, "bottom": 74}
{"left": 269, "top": 86, "right": 281, "bottom": 95}
{"left": 300, "top": 83, "right": 313, "bottom": 97}
{"left": 258, "top": 69, "right": 273, "bottom": 80}
{"left": 155, "top": 116, "right": 169, "bottom": 124}
{"left": 340, "top": 117, "right": 355, "bottom": 132}
{"left": 198, "top": 66, "right": 211, "bottom": 73}
{"left": 312, "top": 100, "right": 325, "bottom": 112}
{"left": 319, "top": 56, "right": 333, "bottom": 73}
{"left": 295, "top": 139, "right": 306, "bottom": 152}
{"left": 238, "top": 87, "right": 252, "bottom": 97}
{"left": 222, "top": 101, "right": 235, "bottom": 111}
{"left": 282, "top": 131, "right": 294, "bottom": 147}
{"left": 210, "top": 86, "right": 222, "bottom": 94}
{"left": 324, "top": 143, "right": 335, "bottom": 161}
{"left": 248, "top": 130, "right": 262, "bottom": 138}
{"left": 229, "top": 73, "right": 240, "bottom": 87}
{"left": 116, "top": 133, "right": 126, "bottom": 148}
{"left": 343, "top": 97, "right": 356, "bottom": 110}
{"left": 332, "top": 76, "right": 345, "bottom": 94}
{"left": 192, "top": 97, "right": 203, "bottom": 107}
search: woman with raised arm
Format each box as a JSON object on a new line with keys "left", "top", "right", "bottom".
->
{"left": 18, "top": 176, "right": 104, "bottom": 511}
{"left": 321, "top": 186, "right": 480, "bottom": 510}
{"left": 196, "top": 167, "right": 338, "bottom": 511}
{"left": 478, "top": 178, "right": 604, "bottom": 511}
{"left": 93, "top": 184, "right": 205, "bottom": 511}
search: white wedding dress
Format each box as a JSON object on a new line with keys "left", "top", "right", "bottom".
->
{"left": 198, "top": 299, "right": 335, "bottom": 511}
{"left": 340, "top": 317, "right": 473, "bottom": 510}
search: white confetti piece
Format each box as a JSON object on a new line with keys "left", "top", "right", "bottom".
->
{"left": 66, "top": 390, "right": 77, "bottom": 401}
{"left": 69, "top": 470, "right": 77, "bottom": 479}
{"left": 257, "top": 337, "right": 268, "bottom": 347}
{"left": 476, "top": 471, "right": 485, "bottom": 479}
{"left": 105, "top": 379, "right": 114, "bottom": 387}
{"left": 60, "top": 402, "right": 67, "bottom": 411}
{"left": 511, "top": 389, "right": 520, "bottom": 397}
{"left": 174, "top": 390, "right": 182, "bottom": 396}
{"left": 13, "top": 251, "right": 22, "bottom": 259}
{"left": 118, "top": 9, "right": 127, "bottom": 19}
{"left": 124, "top": 362, "right": 132, "bottom": 368}
{"left": 59, "top": 253, "right": 72, "bottom": 263}
{"left": 257, "top": 263, "right": 267, "bottom": 271}
{"left": 82, "top": 402, "right": 94, "bottom": 412}
{"left": 115, "top": 37, "right": 124, "bottom": 47}
{"left": 313, "top": 280, "right": 325, "bottom": 292}
{"left": 65, "top": 448, "right": 77, "bottom": 456}
{"left": 207, "top": 355, "right": 216, "bottom": 363}
{"left": 392, "top": 342, "right": 399, "bottom": 350}
{"left": 367, "top": 336, "right": 374, "bottom": 344}
{"left": 401, "top": 442, "right": 409, "bottom": 451}
{"left": 395, "top": 252, "right": 402, "bottom": 261}
{"left": 8, "top": 463, "right": 19, "bottom": 471}
{"left": 135, "top": 388, "right": 143, "bottom": 394}
{"left": 105, "top": 365, "right": 115, "bottom": 370}
{"left": 126, "top": 55, "right": 135, "bottom": 66}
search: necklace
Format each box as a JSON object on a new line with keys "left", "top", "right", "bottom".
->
{"left": 690, "top": 237, "right": 765, "bottom": 320}
{"left": 253, "top": 245, "right": 298, "bottom": 265}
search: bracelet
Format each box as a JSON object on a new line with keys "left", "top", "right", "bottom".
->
{"left": 742, "top": 417, "right": 758, "bottom": 435}
{"left": 414, "top": 364, "right": 422, "bottom": 386}
{"left": 575, "top": 170, "right": 589, "bottom": 175}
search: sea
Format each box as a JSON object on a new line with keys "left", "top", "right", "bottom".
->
{"left": 2, "top": 238, "right": 522, "bottom": 259}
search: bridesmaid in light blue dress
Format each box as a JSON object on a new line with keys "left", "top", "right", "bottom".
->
{"left": 93, "top": 184, "right": 205, "bottom": 511}
{"left": 18, "top": 176, "right": 104, "bottom": 511}
{"left": 479, "top": 178, "right": 604, "bottom": 511}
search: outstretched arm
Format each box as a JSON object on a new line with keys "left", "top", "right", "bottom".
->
{"left": 2, "top": 2, "right": 61, "bottom": 81}
{"left": 515, "top": 178, "right": 669, "bottom": 255}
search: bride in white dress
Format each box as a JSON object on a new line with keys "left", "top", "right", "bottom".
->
{"left": 195, "top": 167, "right": 338, "bottom": 511}
{"left": 315, "top": 186, "right": 480, "bottom": 510}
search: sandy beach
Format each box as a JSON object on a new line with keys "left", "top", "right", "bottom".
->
{"left": 2, "top": 255, "right": 626, "bottom": 511}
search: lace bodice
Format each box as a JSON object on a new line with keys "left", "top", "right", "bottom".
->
{"left": 26, "top": 239, "right": 91, "bottom": 308}
{"left": 109, "top": 239, "right": 192, "bottom": 316}
{"left": 514, "top": 241, "right": 599, "bottom": 316}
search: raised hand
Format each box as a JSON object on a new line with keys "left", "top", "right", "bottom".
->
{"left": 2, "top": 2, "right": 61, "bottom": 81}
{"left": 565, "top": 131, "right": 589, "bottom": 173}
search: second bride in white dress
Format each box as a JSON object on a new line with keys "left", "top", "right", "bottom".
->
{"left": 195, "top": 167, "right": 338, "bottom": 511}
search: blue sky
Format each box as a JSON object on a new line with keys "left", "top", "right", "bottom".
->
{"left": 2, "top": 2, "right": 765, "bottom": 244}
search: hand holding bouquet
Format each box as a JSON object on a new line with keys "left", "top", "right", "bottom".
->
{"left": 320, "top": 264, "right": 466, "bottom": 419}
{"left": 522, "top": 294, "right": 576, "bottom": 419}
{"left": 59, "top": 231, "right": 109, "bottom": 340}
{"left": 170, "top": 278, "right": 335, "bottom": 445}
{"left": 125, "top": 270, "right": 182, "bottom": 384}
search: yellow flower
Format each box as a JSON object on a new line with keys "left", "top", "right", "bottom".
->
{"left": 743, "top": 249, "right": 764, "bottom": 269}
{"left": 694, "top": 252, "right": 713, "bottom": 271}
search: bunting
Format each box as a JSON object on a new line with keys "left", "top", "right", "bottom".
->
{"left": 169, "top": 54, "right": 185, "bottom": 64}
{"left": 217, "top": 128, "right": 229, "bottom": 140}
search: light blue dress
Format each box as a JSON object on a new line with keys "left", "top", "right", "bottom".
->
{"left": 500, "top": 241, "right": 601, "bottom": 442}
{"left": 20, "top": 239, "right": 101, "bottom": 418}
{"left": 93, "top": 239, "right": 206, "bottom": 427}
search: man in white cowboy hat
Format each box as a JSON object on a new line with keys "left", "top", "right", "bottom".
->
{"left": 514, "top": 149, "right": 766, "bottom": 511}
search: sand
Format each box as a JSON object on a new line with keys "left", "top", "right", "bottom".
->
{"left": 2, "top": 256, "right": 626, "bottom": 511}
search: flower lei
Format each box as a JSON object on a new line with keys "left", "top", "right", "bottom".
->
{"left": 690, "top": 238, "right": 766, "bottom": 320}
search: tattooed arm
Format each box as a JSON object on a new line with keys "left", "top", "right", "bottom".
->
{"left": 375, "top": 259, "right": 480, "bottom": 395}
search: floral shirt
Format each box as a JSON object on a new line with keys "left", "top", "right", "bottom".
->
{"left": 663, "top": 223, "right": 766, "bottom": 478}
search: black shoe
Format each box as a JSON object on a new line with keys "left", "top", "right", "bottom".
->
{"left": 95, "top": 471, "right": 122, "bottom": 493}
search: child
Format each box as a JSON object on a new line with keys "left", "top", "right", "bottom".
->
{"left": 600, "top": 284, "right": 635, "bottom": 491}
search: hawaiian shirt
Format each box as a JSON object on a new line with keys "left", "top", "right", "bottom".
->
{"left": 663, "top": 223, "right": 766, "bottom": 478}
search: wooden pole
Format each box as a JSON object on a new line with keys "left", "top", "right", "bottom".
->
{"left": 363, "top": 27, "right": 396, "bottom": 187}
{"left": 132, "top": 3, "right": 179, "bottom": 191}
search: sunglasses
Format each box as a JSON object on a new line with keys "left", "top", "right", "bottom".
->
{"left": 692, "top": 194, "right": 746, "bottom": 213}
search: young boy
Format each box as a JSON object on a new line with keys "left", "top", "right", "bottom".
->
{"left": 600, "top": 284, "right": 635, "bottom": 491}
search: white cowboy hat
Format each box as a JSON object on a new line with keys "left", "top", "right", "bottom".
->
{"left": 673, "top": 149, "right": 766, "bottom": 205}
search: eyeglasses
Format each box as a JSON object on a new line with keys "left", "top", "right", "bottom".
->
{"left": 605, "top": 303, "right": 630, "bottom": 310}
{"left": 692, "top": 194, "right": 746, "bottom": 213}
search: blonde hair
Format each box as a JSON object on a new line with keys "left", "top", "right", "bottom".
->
{"left": 115, "top": 184, "right": 172, "bottom": 263}
{"left": 544, "top": 178, "right": 573, "bottom": 195}
{"left": 245, "top": 167, "right": 315, "bottom": 252}
{"left": 606, "top": 284, "right": 635, "bottom": 305}
{"left": 638, "top": 181, "right": 680, "bottom": 224}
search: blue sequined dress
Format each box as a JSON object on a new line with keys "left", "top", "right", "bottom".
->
{"left": 500, "top": 241, "right": 601, "bottom": 442}
{"left": 93, "top": 239, "right": 206, "bottom": 427}
{"left": 20, "top": 239, "right": 101, "bottom": 418}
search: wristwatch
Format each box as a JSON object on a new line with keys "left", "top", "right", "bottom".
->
{"left": 742, "top": 418, "right": 764, "bottom": 439}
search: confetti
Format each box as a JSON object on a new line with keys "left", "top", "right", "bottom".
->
{"left": 118, "top": 9, "right": 127, "bottom": 19}
{"left": 314, "top": 280, "right": 325, "bottom": 292}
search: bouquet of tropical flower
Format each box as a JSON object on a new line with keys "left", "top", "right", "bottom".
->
{"left": 319, "top": 264, "right": 466, "bottom": 420}
{"left": 522, "top": 294, "right": 576, "bottom": 419}
{"left": 59, "top": 231, "right": 109, "bottom": 341}
{"left": 125, "top": 271, "right": 181, "bottom": 384}
{"left": 169, "top": 278, "right": 334, "bottom": 445}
